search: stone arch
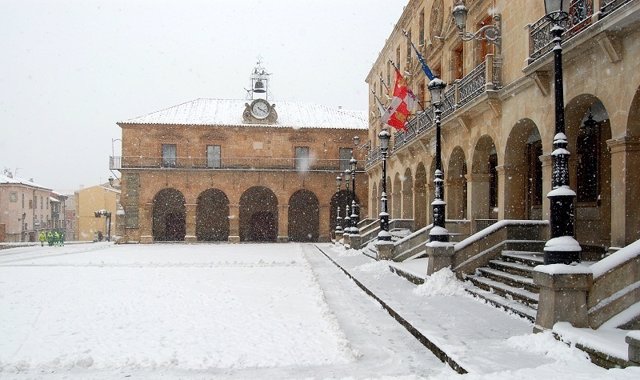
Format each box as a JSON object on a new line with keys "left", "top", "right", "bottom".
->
{"left": 447, "top": 146, "right": 467, "bottom": 220}
{"left": 504, "top": 119, "right": 543, "bottom": 220}
{"left": 414, "top": 163, "right": 428, "bottom": 229}
{"left": 402, "top": 168, "right": 414, "bottom": 219}
{"left": 152, "top": 188, "right": 186, "bottom": 241}
{"left": 565, "top": 95, "right": 612, "bottom": 248}
{"left": 470, "top": 135, "right": 498, "bottom": 227}
{"left": 288, "top": 190, "right": 320, "bottom": 242}
{"left": 239, "top": 186, "right": 278, "bottom": 242}
{"left": 196, "top": 188, "right": 230, "bottom": 241}
{"left": 392, "top": 173, "right": 402, "bottom": 219}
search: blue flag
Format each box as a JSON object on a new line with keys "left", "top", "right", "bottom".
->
{"left": 413, "top": 46, "right": 435, "bottom": 80}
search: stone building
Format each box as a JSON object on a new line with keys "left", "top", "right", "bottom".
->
{"left": 112, "top": 66, "right": 368, "bottom": 243}
{"left": 74, "top": 184, "right": 120, "bottom": 241}
{"left": 365, "top": 0, "right": 640, "bottom": 251}
{"left": 361, "top": 0, "right": 640, "bottom": 340}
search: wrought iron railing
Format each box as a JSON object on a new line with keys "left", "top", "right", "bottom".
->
{"left": 110, "top": 156, "right": 362, "bottom": 173}
{"left": 528, "top": 0, "right": 623, "bottom": 63}
{"left": 366, "top": 54, "right": 502, "bottom": 167}
{"left": 601, "top": 0, "right": 634, "bottom": 16}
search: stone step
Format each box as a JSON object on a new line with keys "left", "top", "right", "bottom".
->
{"left": 464, "top": 286, "right": 537, "bottom": 322}
{"left": 476, "top": 267, "right": 539, "bottom": 294}
{"left": 488, "top": 259, "right": 535, "bottom": 278}
{"left": 501, "top": 250, "right": 544, "bottom": 267}
{"left": 466, "top": 275, "right": 539, "bottom": 307}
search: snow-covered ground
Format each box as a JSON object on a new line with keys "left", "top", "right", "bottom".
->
{"left": 0, "top": 242, "right": 638, "bottom": 379}
{"left": 0, "top": 243, "right": 444, "bottom": 379}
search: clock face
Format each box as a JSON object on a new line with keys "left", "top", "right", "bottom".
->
{"left": 251, "top": 99, "right": 270, "bottom": 119}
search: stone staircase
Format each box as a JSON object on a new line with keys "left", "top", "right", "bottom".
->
{"left": 464, "top": 244, "right": 546, "bottom": 322}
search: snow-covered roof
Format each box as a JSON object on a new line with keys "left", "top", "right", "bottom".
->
{"left": 119, "top": 98, "right": 367, "bottom": 130}
{"left": 0, "top": 174, "right": 51, "bottom": 191}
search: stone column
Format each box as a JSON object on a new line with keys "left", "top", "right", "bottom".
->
{"left": 425, "top": 242, "right": 456, "bottom": 275}
{"left": 497, "top": 164, "right": 521, "bottom": 220}
{"left": 539, "top": 154, "right": 553, "bottom": 223}
{"left": 446, "top": 177, "right": 466, "bottom": 220}
{"left": 184, "top": 203, "right": 197, "bottom": 243}
{"left": 228, "top": 204, "right": 240, "bottom": 243}
{"left": 466, "top": 173, "right": 491, "bottom": 232}
{"left": 607, "top": 137, "right": 640, "bottom": 247}
{"left": 319, "top": 204, "right": 331, "bottom": 242}
{"left": 139, "top": 203, "right": 153, "bottom": 244}
{"left": 277, "top": 204, "right": 289, "bottom": 243}
{"left": 533, "top": 266, "right": 593, "bottom": 331}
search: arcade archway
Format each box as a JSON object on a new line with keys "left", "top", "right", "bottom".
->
{"left": 196, "top": 188, "right": 229, "bottom": 241}
{"left": 288, "top": 190, "right": 319, "bottom": 242}
{"left": 240, "top": 186, "right": 278, "bottom": 242}
{"left": 152, "top": 188, "right": 186, "bottom": 241}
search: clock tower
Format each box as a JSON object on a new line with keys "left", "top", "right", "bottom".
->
{"left": 243, "top": 61, "right": 278, "bottom": 124}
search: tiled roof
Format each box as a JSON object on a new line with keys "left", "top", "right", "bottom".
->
{"left": 0, "top": 175, "right": 51, "bottom": 190}
{"left": 119, "top": 98, "right": 367, "bottom": 130}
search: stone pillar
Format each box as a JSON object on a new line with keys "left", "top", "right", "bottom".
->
{"left": 228, "top": 204, "right": 240, "bottom": 243}
{"left": 349, "top": 233, "right": 363, "bottom": 250}
{"left": 319, "top": 204, "right": 331, "bottom": 242}
{"left": 184, "top": 203, "right": 197, "bottom": 243}
{"left": 539, "top": 154, "right": 553, "bottom": 223}
{"left": 139, "top": 203, "right": 153, "bottom": 244}
{"left": 375, "top": 240, "right": 394, "bottom": 260}
{"left": 277, "top": 204, "right": 288, "bottom": 242}
{"left": 447, "top": 177, "right": 466, "bottom": 220}
{"left": 425, "top": 242, "right": 456, "bottom": 275}
{"left": 466, "top": 173, "right": 491, "bottom": 232}
{"left": 626, "top": 332, "right": 640, "bottom": 366}
{"left": 497, "top": 164, "right": 522, "bottom": 220}
{"left": 607, "top": 137, "right": 640, "bottom": 247}
{"left": 533, "top": 266, "right": 593, "bottom": 331}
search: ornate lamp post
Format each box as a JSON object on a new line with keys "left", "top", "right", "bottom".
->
{"left": 334, "top": 175, "right": 343, "bottom": 236}
{"left": 451, "top": 0, "right": 501, "bottom": 50}
{"left": 543, "top": 0, "right": 581, "bottom": 265}
{"left": 377, "top": 129, "right": 391, "bottom": 241}
{"left": 428, "top": 77, "right": 449, "bottom": 242}
{"left": 349, "top": 156, "right": 359, "bottom": 233}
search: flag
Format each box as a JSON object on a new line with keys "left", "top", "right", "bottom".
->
{"left": 381, "top": 69, "right": 415, "bottom": 131}
{"left": 407, "top": 40, "right": 435, "bottom": 81}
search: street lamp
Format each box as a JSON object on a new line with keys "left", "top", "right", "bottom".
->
{"left": 94, "top": 209, "right": 112, "bottom": 242}
{"left": 335, "top": 175, "right": 343, "bottom": 236}
{"left": 428, "top": 77, "right": 449, "bottom": 242}
{"left": 543, "top": 0, "right": 581, "bottom": 264}
{"left": 377, "top": 129, "right": 391, "bottom": 241}
{"left": 349, "top": 156, "right": 359, "bottom": 234}
{"left": 452, "top": 0, "right": 501, "bottom": 50}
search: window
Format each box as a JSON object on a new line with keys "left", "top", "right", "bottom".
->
{"left": 339, "top": 148, "right": 353, "bottom": 171}
{"left": 41, "top": 196, "right": 43, "bottom": 209}
{"left": 22, "top": 193, "right": 24, "bottom": 208}
{"left": 406, "top": 29, "right": 412, "bottom": 67}
{"left": 386, "top": 61, "right": 391, "bottom": 91}
{"left": 476, "top": 16, "right": 493, "bottom": 65}
{"left": 419, "top": 10, "right": 425, "bottom": 46}
{"left": 29, "top": 199, "right": 33, "bottom": 209}
{"left": 452, "top": 42, "right": 464, "bottom": 80}
{"left": 162, "top": 144, "right": 177, "bottom": 167}
{"left": 9, "top": 192, "right": 17, "bottom": 202}
{"left": 295, "top": 146, "right": 309, "bottom": 171}
{"left": 207, "top": 145, "right": 221, "bottom": 168}
{"left": 396, "top": 46, "right": 401, "bottom": 71}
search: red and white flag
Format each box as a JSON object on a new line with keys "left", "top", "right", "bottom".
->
{"left": 381, "top": 69, "right": 416, "bottom": 131}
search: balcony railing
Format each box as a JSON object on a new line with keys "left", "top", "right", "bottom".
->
{"left": 366, "top": 54, "right": 502, "bottom": 167}
{"left": 110, "top": 156, "right": 362, "bottom": 173}
{"left": 528, "top": 0, "right": 636, "bottom": 64}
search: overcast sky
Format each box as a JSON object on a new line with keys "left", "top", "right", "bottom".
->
{"left": 0, "top": 0, "right": 407, "bottom": 193}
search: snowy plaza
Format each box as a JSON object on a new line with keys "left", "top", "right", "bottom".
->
{"left": 1, "top": 242, "right": 637, "bottom": 379}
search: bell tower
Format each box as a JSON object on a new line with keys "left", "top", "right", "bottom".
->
{"left": 243, "top": 60, "right": 278, "bottom": 124}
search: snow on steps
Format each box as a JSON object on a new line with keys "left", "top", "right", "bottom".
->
{"left": 464, "top": 250, "right": 543, "bottom": 322}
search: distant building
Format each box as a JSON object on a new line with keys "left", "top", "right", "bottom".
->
{"left": 111, "top": 63, "right": 368, "bottom": 243}
{"left": 75, "top": 184, "right": 120, "bottom": 241}
{"left": 0, "top": 174, "right": 55, "bottom": 242}
{"left": 64, "top": 194, "right": 76, "bottom": 240}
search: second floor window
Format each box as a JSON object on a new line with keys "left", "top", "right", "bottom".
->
{"left": 162, "top": 144, "right": 177, "bottom": 168}
{"left": 339, "top": 148, "right": 353, "bottom": 171}
{"left": 295, "top": 146, "right": 309, "bottom": 171}
{"left": 207, "top": 145, "right": 221, "bottom": 168}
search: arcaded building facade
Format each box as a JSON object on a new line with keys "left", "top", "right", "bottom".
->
{"left": 365, "top": 0, "right": 640, "bottom": 251}
{"left": 112, "top": 95, "right": 368, "bottom": 244}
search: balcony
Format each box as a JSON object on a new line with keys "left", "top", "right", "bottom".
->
{"left": 528, "top": 0, "right": 636, "bottom": 64}
{"left": 366, "top": 54, "right": 502, "bottom": 168}
{"left": 109, "top": 156, "right": 362, "bottom": 173}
